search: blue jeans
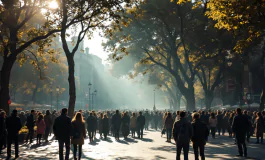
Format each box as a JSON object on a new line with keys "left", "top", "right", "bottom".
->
{"left": 166, "top": 128, "right": 172, "bottom": 140}
{"left": 58, "top": 139, "right": 70, "bottom": 160}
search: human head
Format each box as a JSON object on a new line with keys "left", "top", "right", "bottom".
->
{"left": 31, "top": 110, "right": 35, "bottom": 114}
{"left": 236, "top": 108, "right": 242, "bottom": 114}
{"left": 12, "top": 110, "right": 18, "bottom": 116}
{"left": 139, "top": 111, "right": 142, "bottom": 115}
{"left": 38, "top": 114, "right": 44, "bottom": 121}
{"left": 179, "top": 111, "right": 186, "bottom": 118}
{"left": 116, "top": 110, "right": 119, "bottom": 114}
{"left": 192, "top": 112, "right": 200, "bottom": 120}
{"left": 132, "top": 112, "right": 135, "bottom": 117}
{"left": 61, "top": 108, "right": 68, "bottom": 115}
{"left": 0, "top": 111, "right": 6, "bottom": 118}
{"left": 46, "top": 110, "right": 51, "bottom": 115}
{"left": 72, "top": 112, "right": 84, "bottom": 123}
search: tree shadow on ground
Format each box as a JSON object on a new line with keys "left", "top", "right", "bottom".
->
{"left": 141, "top": 138, "right": 154, "bottom": 142}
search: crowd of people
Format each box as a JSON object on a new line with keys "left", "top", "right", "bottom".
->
{"left": 0, "top": 107, "right": 264, "bottom": 160}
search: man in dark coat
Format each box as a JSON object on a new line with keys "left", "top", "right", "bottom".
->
{"left": 0, "top": 110, "right": 6, "bottom": 155}
{"left": 136, "top": 111, "right": 145, "bottom": 139}
{"left": 153, "top": 112, "right": 159, "bottom": 131}
{"left": 86, "top": 112, "right": 97, "bottom": 142}
{"left": 53, "top": 108, "right": 72, "bottom": 160}
{"left": 191, "top": 112, "right": 209, "bottom": 160}
{"left": 112, "top": 110, "right": 121, "bottom": 140}
{"left": 232, "top": 108, "right": 249, "bottom": 157}
{"left": 5, "top": 110, "right": 22, "bottom": 159}
{"left": 173, "top": 111, "right": 193, "bottom": 160}
{"left": 26, "top": 110, "right": 35, "bottom": 143}
{"left": 216, "top": 111, "right": 223, "bottom": 135}
{"left": 144, "top": 111, "right": 150, "bottom": 130}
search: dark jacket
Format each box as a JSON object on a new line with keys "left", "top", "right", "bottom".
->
{"left": 53, "top": 114, "right": 72, "bottom": 141}
{"left": 191, "top": 119, "right": 209, "bottom": 145}
{"left": 19, "top": 114, "right": 27, "bottom": 126}
{"left": 0, "top": 117, "right": 6, "bottom": 138}
{"left": 6, "top": 114, "right": 22, "bottom": 136}
{"left": 86, "top": 115, "right": 97, "bottom": 132}
{"left": 102, "top": 118, "right": 109, "bottom": 134}
{"left": 216, "top": 114, "right": 223, "bottom": 127}
{"left": 26, "top": 114, "right": 35, "bottom": 128}
{"left": 112, "top": 113, "right": 121, "bottom": 128}
{"left": 232, "top": 113, "right": 249, "bottom": 139}
{"left": 173, "top": 118, "right": 193, "bottom": 145}
{"left": 165, "top": 116, "right": 174, "bottom": 129}
{"left": 137, "top": 115, "right": 145, "bottom": 128}
{"left": 44, "top": 114, "right": 53, "bottom": 128}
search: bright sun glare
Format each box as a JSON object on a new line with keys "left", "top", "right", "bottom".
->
{"left": 49, "top": 1, "right": 58, "bottom": 9}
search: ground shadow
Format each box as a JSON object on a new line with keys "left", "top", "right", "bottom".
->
{"left": 116, "top": 140, "right": 129, "bottom": 145}
{"left": 141, "top": 138, "right": 154, "bottom": 142}
{"left": 124, "top": 138, "right": 138, "bottom": 143}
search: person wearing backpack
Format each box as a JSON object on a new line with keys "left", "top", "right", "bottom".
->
{"left": 191, "top": 112, "right": 209, "bottom": 160}
{"left": 71, "top": 112, "right": 86, "bottom": 160}
{"left": 173, "top": 111, "right": 193, "bottom": 160}
{"left": 53, "top": 108, "right": 72, "bottom": 160}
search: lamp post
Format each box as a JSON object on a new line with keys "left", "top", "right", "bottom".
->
{"left": 88, "top": 83, "right": 92, "bottom": 110}
{"left": 85, "top": 92, "right": 88, "bottom": 110}
{"left": 56, "top": 86, "right": 59, "bottom": 111}
{"left": 50, "top": 84, "right": 53, "bottom": 111}
{"left": 153, "top": 89, "right": 156, "bottom": 111}
{"left": 91, "top": 90, "right": 97, "bottom": 110}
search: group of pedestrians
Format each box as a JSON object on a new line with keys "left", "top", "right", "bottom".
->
{"left": 0, "top": 107, "right": 264, "bottom": 160}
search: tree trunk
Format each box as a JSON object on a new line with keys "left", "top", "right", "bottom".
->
{"left": 175, "top": 94, "right": 181, "bottom": 110}
{"left": 0, "top": 58, "right": 16, "bottom": 115}
{"left": 183, "top": 88, "right": 195, "bottom": 111}
{"left": 205, "top": 91, "right": 214, "bottom": 109}
{"left": 66, "top": 55, "right": 76, "bottom": 117}
{"left": 31, "top": 78, "right": 40, "bottom": 104}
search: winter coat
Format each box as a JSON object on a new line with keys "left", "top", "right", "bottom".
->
{"left": 121, "top": 115, "right": 130, "bottom": 137}
{"left": 130, "top": 116, "right": 137, "bottom": 129}
{"left": 112, "top": 113, "right": 121, "bottom": 129}
{"left": 71, "top": 121, "right": 86, "bottom": 145}
{"left": 137, "top": 115, "right": 145, "bottom": 128}
{"left": 216, "top": 114, "right": 223, "bottom": 127}
{"left": 26, "top": 114, "right": 35, "bottom": 129}
{"left": 209, "top": 117, "right": 217, "bottom": 127}
{"left": 0, "top": 117, "right": 6, "bottom": 139}
{"left": 5, "top": 114, "right": 22, "bottom": 136}
{"left": 99, "top": 118, "right": 104, "bottom": 134}
{"left": 173, "top": 118, "right": 193, "bottom": 145}
{"left": 86, "top": 116, "right": 97, "bottom": 132}
{"left": 191, "top": 119, "right": 209, "bottom": 145}
{"left": 232, "top": 113, "right": 249, "bottom": 142}
{"left": 255, "top": 118, "right": 264, "bottom": 137}
{"left": 44, "top": 114, "right": 52, "bottom": 128}
{"left": 53, "top": 114, "right": 72, "bottom": 141}
{"left": 19, "top": 115, "right": 27, "bottom": 126}
{"left": 102, "top": 118, "right": 109, "bottom": 134}
{"left": 36, "top": 119, "right": 46, "bottom": 134}
{"left": 165, "top": 117, "right": 174, "bottom": 129}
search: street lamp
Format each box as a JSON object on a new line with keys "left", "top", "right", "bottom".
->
{"left": 94, "top": 90, "right": 97, "bottom": 110}
{"left": 88, "top": 83, "right": 92, "bottom": 110}
{"left": 49, "top": 83, "right": 53, "bottom": 111}
{"left": 56, "top": 86, "right": 59, "bottom": 111}
{"left": 153, "top": 89, "right": 156, "bottom": 111}
{"left": 85, "top": 92, "right": 88, "bottom": 110}
{"left": 91, "top": 89, "right": 97, "bottom": 110}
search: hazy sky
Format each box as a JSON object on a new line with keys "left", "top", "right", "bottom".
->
{"left": 85, "top": 31, "right": 109, "bottom": 64}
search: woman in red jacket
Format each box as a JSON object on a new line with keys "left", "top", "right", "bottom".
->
{"left": 36, "top": 114, "right": 46, "bottom": 145}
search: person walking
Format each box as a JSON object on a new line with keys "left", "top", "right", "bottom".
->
{"left": 112, "top": 110, "right": 121, "bottom": 140}
{"left": 19, "top": 111, "right": 27, "bottom": 127}
{"left": 36, "top": 114, "right": 46, "bottom": 145}
{"left": 44, "top": 110, "right": 52, "bottom": 142}
{"left": 209, "top": 112, "right": 217, "bottom": 139}
{"left": 173, "top": 111, "right": 193, "bottom": 160}
{"left": 216, "top": 111, "right": 223, "bottom": 136}
{"left": 26, "top": 110, "right": 36, "bottom": 143}
{"left": 255, "top": 112, "right": 264, "bottom": 144}
{"left": 164, "top": 112, "right": 174, "bottom": 143}
{"left": 86, "top": 112, "right": 97, "bottom": 143}
{"left": 5, "top": 110, "right": 22, "bottom": 160}
{"left": 98, "top": 113, "right": 104, "bottom": 139}
{"left": 232, "top": 108, "right": 249, "bottom": 157}
{"left": 153, "top": 112, "right": 159, "bottom": 131}
{"left": 53, "top": 108, "right": 72, "bottom": 160}
{"left": 191, "top": 112, "right": 209, "bottom": 160}
{"left": 121, "top": 112, "right": 130, "bottom": 139}
{"left": 137, "top": 111, "right": 145, "bottom": 139}
{"left": 71, "top": 112, "right": 86, "bottom": 160}
{"left": 0, "top": 111, "right": 6, "bottom": 155}
{"left": 102, "top": 114, "right": 109, "bottom": 139}
{"left": 130, "top": 113, "right": 137, "bottom": 138}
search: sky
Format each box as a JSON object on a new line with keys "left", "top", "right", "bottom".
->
{"left": 85, "top": 31, "right": 110, "bottom": 64}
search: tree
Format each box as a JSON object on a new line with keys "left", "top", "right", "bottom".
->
{"left": 0, "top": 0, "right": 67, "bottom": 114}
{"left": 58, "top": 0, "right": 137, "bottom": 117}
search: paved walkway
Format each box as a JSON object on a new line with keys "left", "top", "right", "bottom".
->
{"left": 1, "top": 130, "right": 265, "bottom": 160}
